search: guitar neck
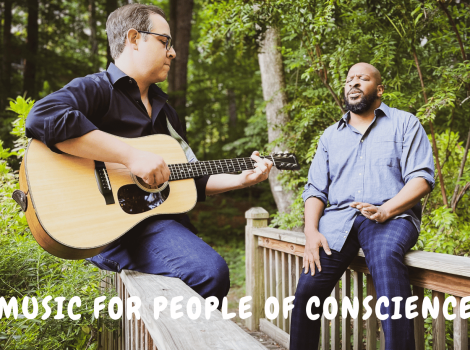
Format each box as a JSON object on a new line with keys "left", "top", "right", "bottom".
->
{"left": 168, "top": 157, "right": 262, "bottom": 181}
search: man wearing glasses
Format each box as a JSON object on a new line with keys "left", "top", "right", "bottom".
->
{"left": 25, "top": 4, "right": 273, "bottom": 306}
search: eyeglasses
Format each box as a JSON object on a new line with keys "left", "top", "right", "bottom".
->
{"left": 138, "top": 31, "right": 173, "bottom": 51}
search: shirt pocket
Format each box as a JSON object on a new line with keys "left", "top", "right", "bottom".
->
{"left": 372, "top": 138, "right": 403, "bottom": 168}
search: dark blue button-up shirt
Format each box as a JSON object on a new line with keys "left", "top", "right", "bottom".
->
{"left": 302, "top": 103, "right": 435, "bottom": 251}
{"left": 25, "top": 63, "right": 209, "bottom": 201}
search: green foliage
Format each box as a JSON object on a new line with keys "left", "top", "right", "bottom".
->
{"left": 0, "top": 98, "right": 118, "bottom": 349}
{"left": 417, "top": 130, "right": 470, "bottom": 256}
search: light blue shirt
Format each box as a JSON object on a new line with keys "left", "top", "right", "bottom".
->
{"left": 302, "top": 102, "right": 435, "bottom": 251}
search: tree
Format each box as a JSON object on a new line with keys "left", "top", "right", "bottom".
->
{"left": 168, "top": 0, "right": 194, "bottom": 131}
{"left": 23, "top": 0, "right": 39, "bottom": 100}
{"left": 1, "top": 0, "right": 13, "bottom": 110}
{"left": 258, "top": 27, "right": 296, "bottom": 214}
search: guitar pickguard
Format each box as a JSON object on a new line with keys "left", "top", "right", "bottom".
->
{"left": 117, "top": 184, "right": 170, "bottom": 214}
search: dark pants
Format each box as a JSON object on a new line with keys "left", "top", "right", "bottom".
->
{"left": 87, "top": 218, "right": 231, "bottom": 305}
{"left": 290, "top": 215, "right": 418, "bottom": 350}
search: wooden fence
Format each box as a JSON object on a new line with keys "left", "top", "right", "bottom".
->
{"left": 245, "top": 207, "right": 470, "bottom": 350}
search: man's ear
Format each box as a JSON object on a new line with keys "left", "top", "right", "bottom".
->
{"left": 377, "top": 84, "right": 384, "bottom": 98}
{"left": 126, "top": 29, "right": 140, "bottom": 50}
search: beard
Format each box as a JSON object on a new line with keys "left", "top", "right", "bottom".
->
{"left": 344, "top": 89, "right": 378, "bottom": 114}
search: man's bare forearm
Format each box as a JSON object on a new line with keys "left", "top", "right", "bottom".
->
{"left": 55, "top": 130, "right": 136, "bottom": 166}
{"left": 304, "top": 197, "right": 326, "bottom": 234}
{"left": 381, "top": 177, "right": 431, "bottom": 218}
{"left": 205, "top": 174, "right": 244, "bottom": 196}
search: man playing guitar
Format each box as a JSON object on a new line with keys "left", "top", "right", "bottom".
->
{"left": 25, "top": 3, "right": 273, "bottom": 305}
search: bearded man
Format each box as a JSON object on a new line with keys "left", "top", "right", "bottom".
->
{"left": 289, "top": 63, "right": 434, "bottom": 350}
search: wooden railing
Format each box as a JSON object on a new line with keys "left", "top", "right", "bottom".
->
{"left": 245, "top": 207, "right": 470, "bottom": 350}
{"left": 98, "top": 269, "right": 269, "bottom": 349}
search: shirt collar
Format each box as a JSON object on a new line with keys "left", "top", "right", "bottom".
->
{"left": 107, "top": 63, "right": 128, "bottom": 85}
{"left": 107, "top": 63, "right": 168, "bottom": 100}
{"left": 337, "top": 102, "right": 390, "bottom": 129}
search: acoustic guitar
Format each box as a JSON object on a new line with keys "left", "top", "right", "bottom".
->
{"left": 13, "top": 134, "right": 300, "bottom": 260}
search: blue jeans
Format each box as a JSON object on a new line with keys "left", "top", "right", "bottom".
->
{"left": 87, "top": 218, "right": 230, "bottom": 305}
{"left": 290, "top": 215, "right": 418, "bottom": 350}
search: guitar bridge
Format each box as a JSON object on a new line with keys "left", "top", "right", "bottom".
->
{"left": 94, "top": 161, "right": 115, "bottom": 205}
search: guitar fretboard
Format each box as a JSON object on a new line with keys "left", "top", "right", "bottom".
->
{"left": 168, "top": 157, "right": 264, "bottom": 181}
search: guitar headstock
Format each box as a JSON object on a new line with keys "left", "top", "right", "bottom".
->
{"left": 265, "top": 152, "right": 300, "bottom": 171}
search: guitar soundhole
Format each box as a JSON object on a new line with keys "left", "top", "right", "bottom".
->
{"left": 117, "top": 184, "right": 170, "bottom": 214}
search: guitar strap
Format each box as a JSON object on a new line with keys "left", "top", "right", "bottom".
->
{"left": 165, "top": 117, "right": 198, "bottom": 163}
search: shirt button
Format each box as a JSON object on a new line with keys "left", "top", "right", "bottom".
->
{"left": 360, "top": 157, "right": 363, "bottom": 159}
{"left": 361, "top": 140, "right": 364, "bottom": 143}
{"left": 358, "top": 190, "right": 361, "bottom": 193}
{"left": 359, "top": 173, "right": 362, "bottom": 175}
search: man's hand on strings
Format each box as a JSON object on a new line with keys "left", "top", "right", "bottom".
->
{"left": 125, "top": 149, "right": 170, "bottom": 187}
{"left": 239, "top": 151, "right": 273, "bottom": 187}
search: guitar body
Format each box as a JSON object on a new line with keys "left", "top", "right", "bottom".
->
{"left": 20, "top": 134, "right": 197, "bottom": 260}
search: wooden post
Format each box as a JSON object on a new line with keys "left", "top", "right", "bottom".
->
{"left": 413, "top": 286, "right": 425, "bottom": 350}
{"left": 353, "top": 271, "right": 363, "bottom": 350}
{"left": 245, "top": 207, "right": 269, "bottom": 331}
{"left": 366, "top": 275, "right": 377, "bottom": 350}
{"left": 342, "top": 270, "right": 352, "bottom": 350}
{"left": 454, "top": 297, "right": 468, "bottom": 350}
{"left": 331, "top": 282, "right": 340, "bottom": 350}
{"left": 432, "top": 291, "right": 446, "bottom": 350}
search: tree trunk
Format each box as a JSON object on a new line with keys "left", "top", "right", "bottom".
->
{"left": 258, "top": 27, "right": 295, "bottom": 214}
{"left": 89, "top": 0, "right": 98, "bottom": 72}
{"left": 1, "top": 0, "right": 13, "bottom": 109}
{"left": 167, "top": 0, "right": 194, "bottom": 133}
{"left": 105, "top": 0, "right": 118, "bottom": 68}
{"left": 23, "top": 0, "right": 39, "bottom": 100}
{"left": 227, "top": 88, "right": 237, "bottom": 136}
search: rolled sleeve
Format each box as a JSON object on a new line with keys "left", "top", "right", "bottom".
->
{"left": 302, "top": 138, "right": 330, "bottom": 206}
{"left": 25, "top": 76, "right": 107, "bottom": 153}
{"left": 400, "top": 116, "right": 435, "bottom": 190}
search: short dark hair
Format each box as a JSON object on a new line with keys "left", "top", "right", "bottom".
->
{"left": 106, "top": 4, "right": 166, "bottom": 60}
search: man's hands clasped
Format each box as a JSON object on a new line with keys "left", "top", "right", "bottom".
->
{"left": 350, "top": 202, "right": 390, "bottom": 223}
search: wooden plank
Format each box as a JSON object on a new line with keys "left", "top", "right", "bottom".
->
{"left": 245, "top": 207, "right": 268, "bottom": 331}
{"left": 366, "top": 275, "right": 377, "bottom": 350}
{"left": 275, "top": 250, "right": 282, "bottom": 329}
{"left": 349, "top": 256, "right": 470, "bottom": 298}
{"left": 252, "top": 227, "right": 306, "bottom": 245}
{"left": 260, "top": 318, "right": 290, "bottom": 349}
{"left": 353, "top": 271, "right": 363, "bottom": 350}
{"left": 454, "top": 297, "right": 468, "bottom": 350}
{"left": 281, "top": 252, "right": 288, "bottom": 332}
{"left": 432, "top": 291, "right": 446, "bottom": 350}
{"left": 379, "top": 325, "right": 385, "bottom": 350}
{"left": 256, "top": 229, "right": 470, "bottom": 279}
{"left": 259, "top": 236, "right": 304, "bottom": 257}
{"left": 321, "top": 314, "right": 330, "bottom": 350}
{"left": 413, "top": 286, "right": 425, "bottom": 350}
{"left": 342, "top": 270, "right": 352, "bottom": 350}
{"left": 295, "top": 256, "right": 300, "bottom": 292}
{"left": 264, "top": 247, "right": 269, "bottom": 322}
{"left": 120, "top": 270, "right": 268, "bottom": 350}
{"left": 270, "top": 248, "right": 275, "bottom": 325}
{"left": 331, "top": 282, "right": 340, "bottom": 350}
